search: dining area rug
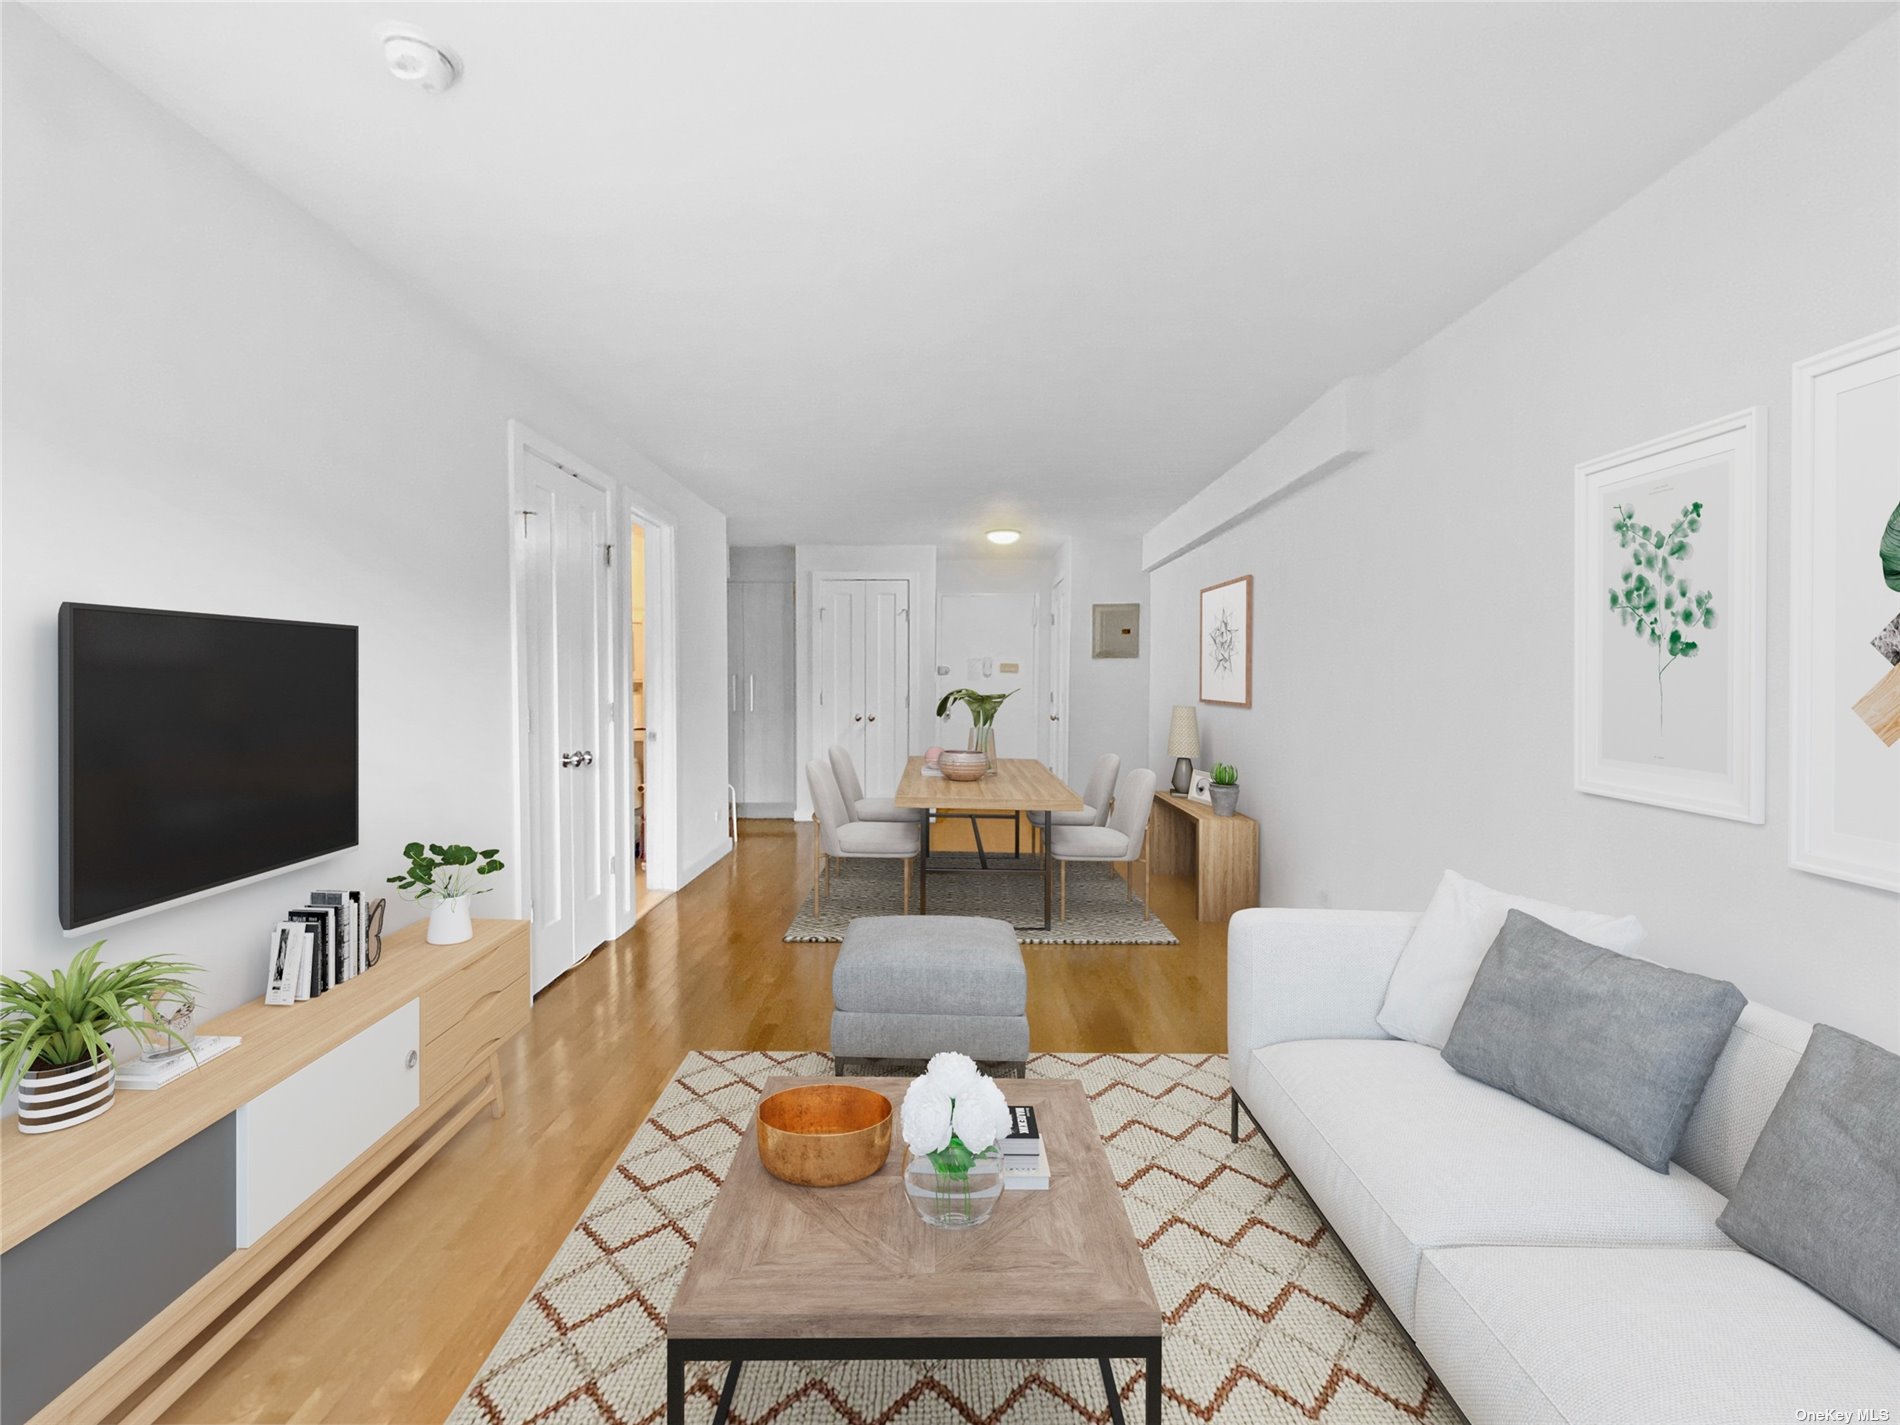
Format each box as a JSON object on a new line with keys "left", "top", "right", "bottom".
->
{"left": 450, "top": 1050, "right": 1461, "bottom": 1425}
{"left": 783, "top": 854, "right": 1178, "bottom": 945}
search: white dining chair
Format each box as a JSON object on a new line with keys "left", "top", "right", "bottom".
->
{"left": 1049, "top": 767, "right": 1157, "bottom": 922}
{"left": 1026, "top": 753, "right": 1119, "bottom": 852}
{"left": 806, "top": 758, "right": 922, "bottom": 914}
{"left": 828, "top": 745, "right": 925, "bottom": 823}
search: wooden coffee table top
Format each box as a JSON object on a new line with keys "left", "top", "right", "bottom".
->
{"left": 668, "top": 1076, "right": 1162, "bottom": 1342}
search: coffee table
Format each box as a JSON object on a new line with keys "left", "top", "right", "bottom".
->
{"left": 666, "top": 1076, "right": 1164, "bottom": 1424}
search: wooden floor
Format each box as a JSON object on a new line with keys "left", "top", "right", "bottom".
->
{"left": 166, "top": 817, "right": 1228, "bottom": 1424}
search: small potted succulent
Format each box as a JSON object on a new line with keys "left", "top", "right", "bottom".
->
{"left": 1, "top": 942, "right": 199, "bottom": 1134}
{"left": 388, "top": 842, "right": 504, "bottom": 945}
{"left": 1210, "top": 762, "right": 1241, "bottom": 817}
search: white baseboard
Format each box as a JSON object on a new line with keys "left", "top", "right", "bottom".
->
{"left": 678, "top": 837, "right": 734, "bottom": 888}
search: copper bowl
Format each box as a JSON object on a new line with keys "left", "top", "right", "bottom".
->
{"left": 756, "top": 1084, "right": 894, "bottom": 1187}
{"left": 937, "top": 750, "right": 991, "bottom": 782}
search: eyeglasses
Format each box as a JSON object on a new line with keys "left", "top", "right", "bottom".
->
{"left": 363, "top": 898, "right": 387, "bottom": 968}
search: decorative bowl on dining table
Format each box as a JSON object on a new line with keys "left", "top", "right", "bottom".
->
{"left": 936, "top": 750, "right": 991, "bottom": 781}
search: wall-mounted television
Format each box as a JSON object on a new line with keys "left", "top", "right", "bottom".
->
{"left": 59, "top": 604, "right": 359, "bottom": 930}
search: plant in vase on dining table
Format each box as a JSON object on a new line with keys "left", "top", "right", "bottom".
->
{"left": 935, "top": 687, "right": 1016, "bottom": 771}
{"left": 900, "top": 1052, "right": 1014, "bottom": 1228}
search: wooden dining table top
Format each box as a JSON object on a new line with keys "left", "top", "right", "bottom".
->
{"left": 893, "top": 756, "right": 1084, "bottom": 812}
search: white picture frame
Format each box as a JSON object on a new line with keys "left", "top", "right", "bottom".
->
{"left": 1199, "top": 575, "right": 1252, "bottom": 706}
{"left": 1187, "top": 769, "right": 1213, "bottom": 804}
{"left": 1790, "top": 328, "right": 1900, "bottom": 892}
{"left": 1574, "top": 409, "right": 1765, "bottom": 822}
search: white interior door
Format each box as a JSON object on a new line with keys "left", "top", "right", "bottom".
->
{"left": 861, "top": 579, "right": 910, "bottom": 795}
{"left": 518, "top": 448, "right": 614, "bottom": 995}
{"left": 742, "top": 582, "right": 796, "bottom": 808}
{"left": 937, "top": 591, "right": 1039, "bottom": 764}
{"left": 1048, "top": 576, "right": 1070, "bottom": 778}
{"left": 813, "top": 577, "right": 864, "bottom": 778}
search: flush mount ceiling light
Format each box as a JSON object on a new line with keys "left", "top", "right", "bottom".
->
{"left": 381, "top": 26, "right": 461, "bottom": 94}
{"left": 986, "top": 529, "right": 1021, "bottom": 545}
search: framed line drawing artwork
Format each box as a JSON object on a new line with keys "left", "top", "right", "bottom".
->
{"left": 1574, "top": 409, "right": 1765, "bottom": 822}
{"left": 1200, "top": 575, "right": 1252, "bottom": 706}
{"left": 1188, "top": 769, "right": 1213, "bottom": 804}
{"left": 1790, "top": 328, "right": 1900, "bottom": 892}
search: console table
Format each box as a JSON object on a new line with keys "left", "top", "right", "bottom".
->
{"left": 0, "top": 918, "right": 531, "bottom": 1425}
{"left": 1148, "top": 794, "right": 1259, "bottom": 922}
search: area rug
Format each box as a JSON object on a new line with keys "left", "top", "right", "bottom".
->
{"left": 451, "top": 1051, "right": 1463, "bottom": 1425}
{"left": 784, "top": 856, "right": 1178, "bottom": 945}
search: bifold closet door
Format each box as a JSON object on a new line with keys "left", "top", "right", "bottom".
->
{"left": 814, "top": 578, "right": 865, "bottom": 779}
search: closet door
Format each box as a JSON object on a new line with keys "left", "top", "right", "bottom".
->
{"left": 743, "top": 582, "right": 796, "bottom": 807}
{"left": 860, "top": 579, "right": 910, "bottom": 796}
{"left": 813, "top": 578, "right": 864, "bottom": 773}
{"left": 727, "top": 584, "right": 747, "bottom": 799}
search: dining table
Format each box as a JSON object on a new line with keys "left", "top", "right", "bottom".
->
{"left": 893, "top": 756, "right": 1083, "bottom": 931}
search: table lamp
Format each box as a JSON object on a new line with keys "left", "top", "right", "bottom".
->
{"left": 1167, "top": 705, "right": 1199, "bottom": 796}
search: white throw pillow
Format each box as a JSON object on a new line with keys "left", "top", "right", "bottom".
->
{"left": 1375, "top": 869, "right": 1646, "bottom": 1049}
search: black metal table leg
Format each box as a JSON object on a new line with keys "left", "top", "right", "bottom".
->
{"left": 666, "top": 1341, "right": 686, "bottom": 1425}
{"left": 1145, "top": 1340, "right": 1163, "bottom": 1424}
{"left": 1100, "top": 1359, "right": 1127, "bottom": 1425}
{"left": 711, "top": 1359, "right": 744, "bottom": 1425}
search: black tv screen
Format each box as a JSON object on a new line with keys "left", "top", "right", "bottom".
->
{"left": 59, "top": 604, "right": 358, "bottom": 929}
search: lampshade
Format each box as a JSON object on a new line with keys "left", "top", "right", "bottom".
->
{"left": 1166, "top": 705, "right": 1200, "bottom": 758}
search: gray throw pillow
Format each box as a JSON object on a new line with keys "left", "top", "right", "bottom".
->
{"left": 1718, "top": 1025, "right": 1900, "bottom": 1347}
{"left": 1441, "top": 910, "right": 1745, "bottom": 1172}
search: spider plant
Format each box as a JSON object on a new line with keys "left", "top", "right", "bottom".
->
{"left": 0, "top": 942, "right": 199, "bottom": 1098}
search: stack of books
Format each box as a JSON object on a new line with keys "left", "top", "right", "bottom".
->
{"left": 265, "top": 890, "right": 370, "bottom": 1006}
{"left": 1001, "top": 1103, "right": 1050, "bottom": 1191}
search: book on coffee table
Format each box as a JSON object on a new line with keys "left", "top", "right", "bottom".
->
{"left": 1002, "top": 1139, "right": 1050, "bottom": 1191}
{"left": 1002, "top": 1103, "right": 1041, "bottom": 1161}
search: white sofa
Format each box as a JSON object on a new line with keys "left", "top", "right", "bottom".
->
{"left": 1228, "top": 908, "right": 1900, "bottom": 1424}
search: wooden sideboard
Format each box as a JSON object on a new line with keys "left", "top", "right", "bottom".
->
{"left": 0, "top": 918, "right": 531, "bottom": 1425}
{"left": 1148, "top": 793, "right": 1259, "bottom": 922}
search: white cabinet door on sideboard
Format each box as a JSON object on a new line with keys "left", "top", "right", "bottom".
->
{"left": 234, "top": 1000, "right": 420, "bottom": 1248}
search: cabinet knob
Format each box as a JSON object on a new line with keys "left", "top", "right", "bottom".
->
{"left": 406, "top": 1050, "right": 419, "bottom": 1070}
{"left": 867, "top": 714, "right": 876, "bottom": 723}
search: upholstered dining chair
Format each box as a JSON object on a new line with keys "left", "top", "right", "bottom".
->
{"left": 1048, "top": 767, "right": 1157, "bottom": 922}
{"left": 828, "top": 744, "right": 925, "bottom": 824}
{"left": 806, "top": 758, "right": 922, "bottom": 914}
{"left": 1026, "top": 753, "right": 1119, "bottom": 852}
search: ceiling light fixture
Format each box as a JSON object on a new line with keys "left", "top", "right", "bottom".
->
{"left": 986, "top": 529, "right": 1021, "bottom": 546}
{"left": 381, "top": 27, "right": 461, "bottom": 94}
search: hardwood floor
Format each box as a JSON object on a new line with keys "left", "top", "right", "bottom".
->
{"left": 165, "top": 817, "right": 1228, "bottom": 1424}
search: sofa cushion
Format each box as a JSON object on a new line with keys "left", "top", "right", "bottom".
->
{"left": 1441, "top": 910, "right": 1745, "bottom": 1172}
{"left": 1414, "top": 1245, "right": 1900, "bottom": 1425}
{"left": 1375, "top": 869, "right": 1645, "bottom": 1049}
{"left": 1243, "top": 1039, "right": 1730, "bottom": 1330}
{"left": 1718, "top": 1025, "right": 1900, "bottom": 1347}
{"left": 833, "top": 916, "right": 1024, "bottom": 1017}
{"left": 1674, "top": 1001, "right": 1811, "bottom": 1196}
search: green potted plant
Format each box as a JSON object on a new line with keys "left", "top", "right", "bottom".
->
{"left": 1, "top": 942, "right": 198, "bottom": 1134}
{"left": 934, "top": 688, "right": 1017, "bottom": 773}
{"left": 1210, "top": 762, "right": 1241, "bottom": 817}
{"left": 388, "top": 842, "right": 505, "bottom": 945}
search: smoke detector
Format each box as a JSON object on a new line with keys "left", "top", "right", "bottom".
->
{"left": 381, "top": 27, "right": 460, "bottom": 94}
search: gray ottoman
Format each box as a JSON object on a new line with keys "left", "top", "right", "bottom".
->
{"left": 831, "top": 916, "right": 1028, "bottom": 1076}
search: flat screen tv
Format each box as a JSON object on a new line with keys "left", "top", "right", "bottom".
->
{"left": 59, "top": 604, "right": 359, "bottom": 930}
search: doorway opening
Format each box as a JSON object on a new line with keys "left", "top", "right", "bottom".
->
{"left": 629, "top": 520, "right": 671, "bottom": 917}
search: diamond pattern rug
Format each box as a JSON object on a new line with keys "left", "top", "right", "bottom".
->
{"left": 451, "top": 1051, "right": 1463, "bottom": 1425}
{"left": 784, "top": 856, "right": 1178, "bottom": 945}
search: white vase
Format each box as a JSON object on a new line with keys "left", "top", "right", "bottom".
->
{"left": 427, "top": 896, "right": 474, "bottom": 945}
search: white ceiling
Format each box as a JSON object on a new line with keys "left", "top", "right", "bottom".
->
{"left": 34, "top": 2, "right": 1888, "bottom": 553}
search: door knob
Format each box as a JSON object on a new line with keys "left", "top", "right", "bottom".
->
{"left": 867, "top": 714, "right": 876, "bottom": 723}
{"left": 1050, "top": 714, "right": 1060, "bottom": 722}
{"left": 854, "top": 714, "right": 864, "bottom": 722}
{"left": 580, "top": 751, "right": 594, "bottom": 765}
{"left": 561, "top": 751, "right": 581, "bottom": 768}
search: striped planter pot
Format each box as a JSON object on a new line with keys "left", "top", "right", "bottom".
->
{"left": 17, "top": 1056, "right": 116, "bottom": 1134}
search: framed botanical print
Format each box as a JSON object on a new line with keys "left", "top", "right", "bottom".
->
{"left": 1790, "top": 328, "right": 1900, "bottom": 891}
{"left": 1200, "top": 575, "right": 1252, "bottom": 706}
{"left": 1574, "top": 410, "right": 1765, "bottom": 822}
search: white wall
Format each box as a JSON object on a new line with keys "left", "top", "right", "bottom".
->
{"left": 792, "top": 543, "right": 937, "bottom": 817}
{"left": 1149, "top": 22, "right": 1900, "bottom": 1048}
{"left": 0, "top": 9, "right": 729, "bottom": 1022}
{"left": 1060, "top": 535, "right": 1151, "bottom": 792}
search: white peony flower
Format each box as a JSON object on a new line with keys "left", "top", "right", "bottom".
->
{"left": 901, "top": 1074, "right": 954, "bottom": 1155}
{"left": 949, "top": 1074, "right": 1012, "bottom": 1154}
{"left": 925, "top": 1051, "right": 981, "bottom": 1099}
